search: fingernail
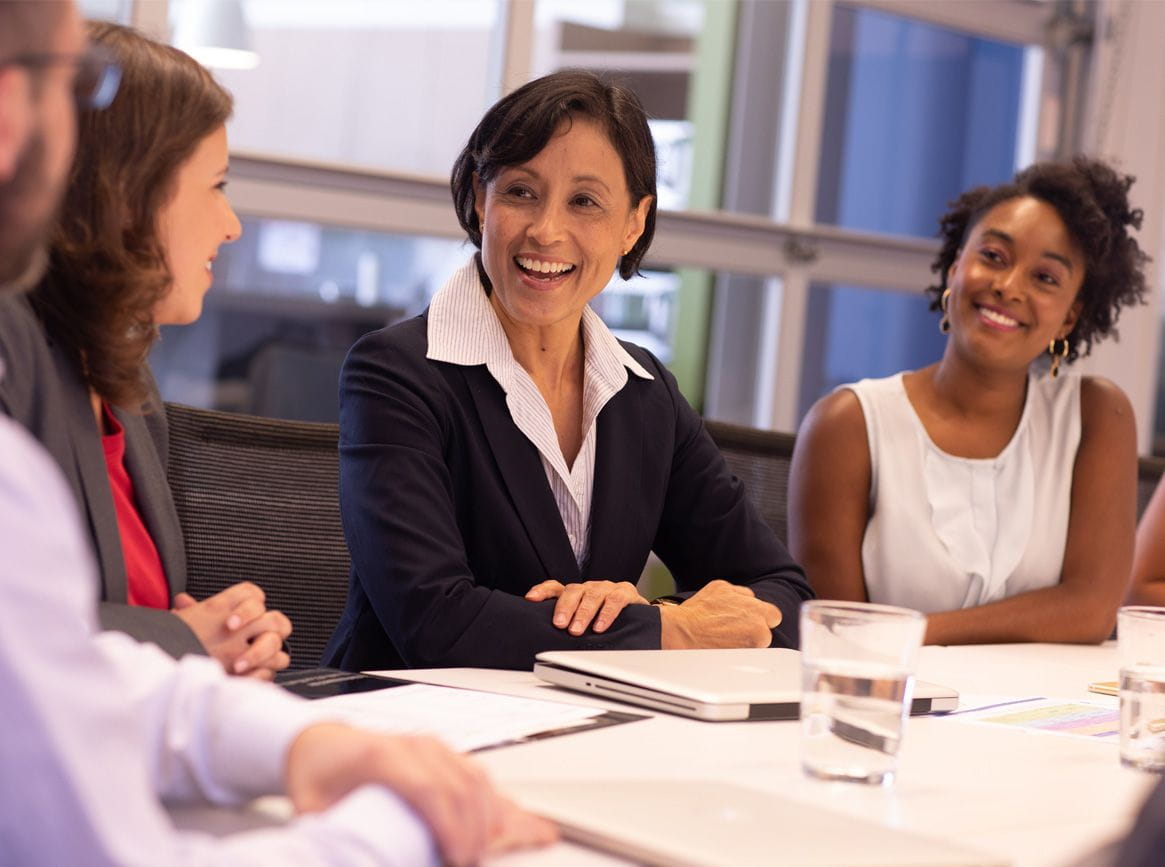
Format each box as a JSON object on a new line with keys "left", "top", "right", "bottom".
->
{"left": 227, "top": 615, "right": 241, "bottom": 630}
{"left": 233, "top": 658, "right": 250, "bottom": 674}
{"left": 554, "top": 615, "right": 567, "bottom": 626}
{"left": 570, "top": 622, "right": 583, "bottom": 635}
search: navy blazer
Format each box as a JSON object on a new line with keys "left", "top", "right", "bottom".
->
{"left": 0, "top": 292, "right": 202, "bottom": 657}
{"left": 324, "top": 312, "right": 814, "bottom": 671}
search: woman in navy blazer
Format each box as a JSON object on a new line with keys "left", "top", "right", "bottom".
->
{"left": 325, "top": 71, "right": 813, "bottom": 672}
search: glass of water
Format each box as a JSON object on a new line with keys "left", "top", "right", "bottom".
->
{"left": 799, "top": 600, "right": 927, "bottom": 785}
{"left": 1118, "top": 606, "right": 1165, "bottom": 772}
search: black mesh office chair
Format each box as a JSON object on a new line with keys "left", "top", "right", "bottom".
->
{"left": 704, "top": 420, "right": 797, "bottom": 546}
{"left": 164, "top": 402, "right": 349, "bottom": 670}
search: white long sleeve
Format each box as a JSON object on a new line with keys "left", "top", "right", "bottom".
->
{"left": 0, "top": 414, "right": 437, "bottom": 866}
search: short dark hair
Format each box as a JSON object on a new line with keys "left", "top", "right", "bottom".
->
{"left": 451, "top": 70, "right": 657, "bottom": 280}
{"left": 34, "top": 22, "right": 232, "bottom": 408}
{"left": 927, "top": 156, "right": 1149, "bottom": 363}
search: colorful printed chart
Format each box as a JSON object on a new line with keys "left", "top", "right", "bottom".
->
{"left": 945, "top": 696, "right": 1120, "bottom": 741}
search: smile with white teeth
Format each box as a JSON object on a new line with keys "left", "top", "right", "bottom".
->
{"left": 515, "top": 256, "right": 575, "bottom": 277}
{"left": 977, "top": 306, "right": 1020, "bottom": 328}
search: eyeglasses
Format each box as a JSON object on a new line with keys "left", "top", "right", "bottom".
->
{"left": 1, "top": 44, "right": 121, "bottom": 110}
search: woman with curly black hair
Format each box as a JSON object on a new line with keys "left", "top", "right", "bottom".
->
{"left": 789, "top": 157, "right": 1149, "bottom": 644}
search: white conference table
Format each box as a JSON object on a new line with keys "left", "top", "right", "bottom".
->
{"left": 374, "top": 643, "right": 1159, "bottom": 867}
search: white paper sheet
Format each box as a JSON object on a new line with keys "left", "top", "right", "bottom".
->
{"left": 314, "top": 683, "right": 607, "bottom": 751}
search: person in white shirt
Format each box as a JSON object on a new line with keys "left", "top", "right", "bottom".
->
{"left": 0, "top": 3, "right": 555, "bottom": 863}
{"left": 790, "top": 158, "right": 1149, "bottom": 645}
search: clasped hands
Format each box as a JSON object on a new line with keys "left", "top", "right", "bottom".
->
{"left": 172, "top": 581, "right": 291, "bottom": 678}
{"left": 525, "top": 577, "right": 781, "bottom": 648}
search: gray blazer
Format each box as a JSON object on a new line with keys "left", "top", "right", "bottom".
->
{"left": 0, "top": 292, "right": 203, "bottom": 657}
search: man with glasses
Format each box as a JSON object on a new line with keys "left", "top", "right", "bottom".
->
{"left": 0, "top": 3, "right": 554, "bottom": 863}
{"left": 0, "top": 0, "right": 87, "bottom": 292}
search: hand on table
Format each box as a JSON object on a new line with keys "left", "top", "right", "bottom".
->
{"left": 526, "top": 579, "right": 649, "bottom": 635}
{"left": 171, "top": 581, "right": 291, "bottom": 679}
{"left": 658, "top": 579, "right": 781, "bottom": 649}
{"left": 285, "top": 723, "right": 558, "bottom": 865}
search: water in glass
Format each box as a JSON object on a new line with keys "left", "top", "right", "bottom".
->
{"left": 801, "top": 660, "right": 913, "bottom": 785}
{"left": 1120, "top": 664, "right": 1165, "bottom": 772}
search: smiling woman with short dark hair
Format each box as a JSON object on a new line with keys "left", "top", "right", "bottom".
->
{"left": 325, "top": 70, "right": 814, "bottom": 672}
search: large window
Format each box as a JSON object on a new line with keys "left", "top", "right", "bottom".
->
{"left": 704, "top": 0, "right": 1053, "bottom": 429}
{"left": 816, "top": 5, "right": 1031, "bottom": 236}
{"left": 796, "top": 4, "right": 1034, "bottom": 418}
{"left": 799, "top": 283, "right": 941, "bottom": 419}
{"left": 203, "top": 0, "right": 502, "bottom": 176}
{"left": 140, "top": 0, "right": 1165, "bottom": 454}
{"left": 532, "top": 0, "right": 705, "bottom": 211}
{"left": 150, "top": 217, "right": 468, "bottom": 420}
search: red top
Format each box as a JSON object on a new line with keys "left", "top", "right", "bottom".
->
{"left": 101, "top": 404, "right": 170, "bottom": 609}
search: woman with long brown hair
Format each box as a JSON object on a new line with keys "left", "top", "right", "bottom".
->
{"left": 0, "top": 21, "right": 289, "bottom": 676}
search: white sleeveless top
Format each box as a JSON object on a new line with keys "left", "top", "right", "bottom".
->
{"left": 847, "top": 372, "right": 1082, "bottom": 613}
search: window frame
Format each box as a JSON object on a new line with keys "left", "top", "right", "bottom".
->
{"left": 141, "top": 0, "right": 1165, "bottom": 452}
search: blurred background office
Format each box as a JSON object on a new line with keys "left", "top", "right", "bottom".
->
{"left": 84, "top": 0, "right": 1165, "bottom": 451}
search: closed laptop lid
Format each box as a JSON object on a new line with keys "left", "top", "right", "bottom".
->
{"left": 533, "top": 648, "right": 958, "bottom": 721}
{"left": 511, "top": 779, "right": 1003, "bottom": 867}
{"left": 536, "top": 647, "right": 802, "bottom": 704}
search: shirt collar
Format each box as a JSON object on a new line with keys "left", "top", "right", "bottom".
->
{"left": 426, "top": 257, "right": 654, "bottom": 382}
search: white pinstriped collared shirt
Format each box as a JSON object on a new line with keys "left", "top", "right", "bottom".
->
{"left": 427, "top": 259, "right": 653, "bottom": 568}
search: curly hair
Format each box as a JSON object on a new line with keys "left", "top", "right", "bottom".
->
{"left": 32, "top": 21, "right": 232, "bottom": 407}
{"left": 451, "top": 70, "right": 657, "bottom": 281}
{"left": 926, "top": 156, "right": 1149, "bottom": 363}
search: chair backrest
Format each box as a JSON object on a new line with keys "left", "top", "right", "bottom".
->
{"left": 704, "top": 419, "right": 797, "bottom": 545}
{"left": 164, "top": 402, "right": 349, "bottom": 670}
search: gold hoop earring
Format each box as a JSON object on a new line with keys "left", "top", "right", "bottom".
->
{"left": 939, "top": 288, "right": 951, "bottom": 334}
{"left": 1048, "top": 338, "right": 1069, "bottom": 378}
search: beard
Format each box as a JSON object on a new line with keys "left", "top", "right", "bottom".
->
{"left": 0, "top": 130, "right": 56, "bottom": 295}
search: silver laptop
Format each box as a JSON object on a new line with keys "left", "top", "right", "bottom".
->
{"left": 510, "top": 779, "right": 1003, "bottom": 866}
{"left": 533, "top": 648, "right": 958, "bottom": 721}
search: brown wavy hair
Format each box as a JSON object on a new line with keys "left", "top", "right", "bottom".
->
{"left": 33, "top": 21, "right": 232, "bottom": 407}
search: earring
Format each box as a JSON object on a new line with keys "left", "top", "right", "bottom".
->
{"left": 1048, "top": 338, "right": 1069, "bottom": 378}
{"left": 939, "top": 288, "right": 951, "bottom": 334}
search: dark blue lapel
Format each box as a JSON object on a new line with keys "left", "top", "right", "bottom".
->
{"left": 585, "top": 382, "right": 645, "bottom": 579}
{"left": 461, "top": 367, "right": 580, "bottom": 581}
